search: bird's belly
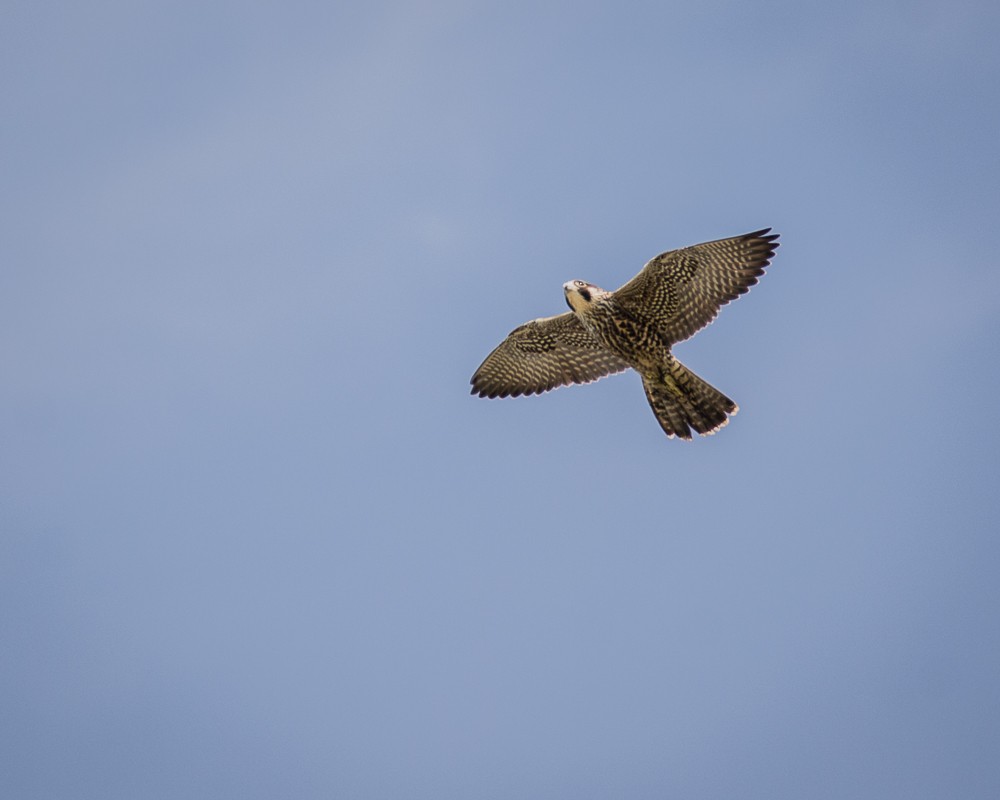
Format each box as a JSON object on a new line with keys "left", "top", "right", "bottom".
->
{"left": 587, "top": 313, "right": 669, "bottom": 370}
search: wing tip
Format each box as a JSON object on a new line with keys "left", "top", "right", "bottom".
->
{"left": 744, "top": 227, "right": 780, "bottom": 246}
{"left": 470, "top": 378, "right": 552, "bottom": 399}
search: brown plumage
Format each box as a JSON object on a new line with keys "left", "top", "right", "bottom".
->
{"left": 471, "top": 229, "right": 780, "bottom": 439}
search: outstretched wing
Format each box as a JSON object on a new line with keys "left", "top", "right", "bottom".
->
{"left": 613, "top": 229, "right": 780, "bottom": 345}
{"left": 471, "top": 312, "right": 630, "bottom": 398}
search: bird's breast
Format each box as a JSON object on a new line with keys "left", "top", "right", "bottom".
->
{"left": 581, "top": 302, "right": 670, "bottom": 368}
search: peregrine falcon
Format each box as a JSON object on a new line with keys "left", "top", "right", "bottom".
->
{"left": 470, "top": 229, "right": 780, "bottom": 440}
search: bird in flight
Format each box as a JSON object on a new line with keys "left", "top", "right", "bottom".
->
{"left": 470, "top": 229, "right": 780, "bottom": 440}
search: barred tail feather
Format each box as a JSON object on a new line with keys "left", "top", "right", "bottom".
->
{"left": 641, "top": 359, "right": 738, "bottom": 440}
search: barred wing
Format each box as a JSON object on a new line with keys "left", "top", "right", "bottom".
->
{"left": 471, "top": 312, "right": 630, "bottom": 398}
{"left": 613, "top": 229, "right": 780, "bottom": 345}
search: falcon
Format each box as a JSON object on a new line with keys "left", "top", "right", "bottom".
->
{"left": 470, "top": 229, "right": 780, "bottom": 440}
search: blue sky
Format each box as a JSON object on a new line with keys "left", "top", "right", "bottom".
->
{"left": 3, "top": 1, "right": 999, "bottom": 798}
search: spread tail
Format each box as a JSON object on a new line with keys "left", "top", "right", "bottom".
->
{"left": 641, "top": 358, "right": 738, "bottom": 440}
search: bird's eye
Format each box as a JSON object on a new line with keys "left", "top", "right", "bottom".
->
{"left": 575, "top": 280, "right": 585, "bottom": 287}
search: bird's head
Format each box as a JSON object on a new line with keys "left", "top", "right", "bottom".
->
{"left": 563, "top": 280, "right": 607, "bottom": 313}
